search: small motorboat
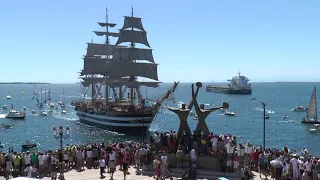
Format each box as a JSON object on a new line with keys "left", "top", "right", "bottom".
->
{"left": 265, "top": 113, "right": 270, "bottom": 119}
{"left": 37, "top": 103, "right": 44, "bottom": 108}
{"left": 6, "top": 95, "right": 11, "bottom": 100}
{"left": 193, "top": 114, "right": 198, "bottom": 120}
{"left": 224, "top": 110, "right": 236, "bottom": 116}
{"left": 282, "top": 114, "right": 289, "bottom": 119}
{"left": 49, "top": 103, "right": 55, "bottom": 108}
{"left": 251, "top": 97, "right": 256, "bottom": 100}
{"left": 31, "top": 110, "right": 36, "bottom": 114}
{"left": 2, "top": 105, "right": 8, "bottom": 110}
{"left": 23, "top": 107, "right": 27, "bottom": 111}
{"left": 61, "top": 110, "right": 67, "bottom": 114}
{"left": 39, "top": 111, "right": 48, "bottom": 116}
{"left": 22, "top": 141, "right": 37, "bottom": 149}
{"left": 1, "top": 123, "right": 13, "bottom": 129}
{"left": 309, "top": 124, "right": 320, "bottom": 132}
{"left": 292, "top": 105, "right": 308, "bottom": 112}
{"left": 6, "top": 110, "right": 26, "bottom": 119}
{"left": 70, "top": 101, "right": 76, "bottom": 107}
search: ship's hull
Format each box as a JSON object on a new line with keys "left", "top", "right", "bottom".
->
{"left": 206, "top": 86, "right": 252, "bottom": 95}
{"left": 301, "top": 119, "right": 320, "bottom": 124}
{"left": 76, "top": 110, "right": 155, "bottom": 134}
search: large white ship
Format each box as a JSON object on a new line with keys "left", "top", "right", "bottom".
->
{"left": 74, "top": 8, "right": 178, "bottom": 134}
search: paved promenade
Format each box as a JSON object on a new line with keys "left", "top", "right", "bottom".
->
{"left": 0, "top": 168, "right": 270, "bottom": 180}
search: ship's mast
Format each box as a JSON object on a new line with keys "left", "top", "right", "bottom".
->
{"left": 105, "top": 7, "right": 109, "bottom": 111}
{"left": 91, "top": 38, "right": 95, "bottom": 103}
{"left": 130, "top": 6, "right": 135, "bottom": 105}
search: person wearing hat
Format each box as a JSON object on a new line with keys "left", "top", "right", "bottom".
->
{"left": 290, "top": 154, "right": 300, "bottom": 180}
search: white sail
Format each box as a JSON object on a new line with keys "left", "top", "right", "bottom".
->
{"left": 122, "top": 16, "right": 145, "bottom": 31}
{"left": 97, "top": 22, "right": 116, "bottom": 27}
{"left": 113, "top": 47, "right": 154, "bottom": 63}
{"left": 116, "top": 29, "right": 150, "bottom": 47}
{"left": 93, "top": 31, "right": 119, "bottom": 37}
{"left": 307, "top": 87, "right": 317, "bottom": 120}
{"left": 108, "top": 62, "right": 158, "bottom": 80}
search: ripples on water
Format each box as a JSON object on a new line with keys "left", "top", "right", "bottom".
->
{"left": 0, "top": 83, "right": 319, "bottom": 155}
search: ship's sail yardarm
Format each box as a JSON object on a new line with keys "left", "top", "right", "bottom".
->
{"left": 307, "top": 87, "right": 317, "bottom": 121}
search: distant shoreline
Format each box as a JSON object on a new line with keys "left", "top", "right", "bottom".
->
{"left": 0, "top": 82, "right": 50, "bottom": 84}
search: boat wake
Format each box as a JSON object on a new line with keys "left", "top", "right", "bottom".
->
{"left": 253, "top": 107, "right": 275, "bottom": 114}
{"left": 52, "top": 114, "right": 78, "bottom": 121}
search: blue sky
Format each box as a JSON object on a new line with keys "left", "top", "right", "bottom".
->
{"left": 0, "top": 0, "right": 319, "bottom": 83}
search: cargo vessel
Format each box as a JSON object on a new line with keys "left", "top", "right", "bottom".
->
{"left": 206, "top": 72, "right": 252, "bottom": 95}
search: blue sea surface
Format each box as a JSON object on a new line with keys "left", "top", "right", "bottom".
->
{"left": 0, "top": 82, "right": 318, "bottom": 154}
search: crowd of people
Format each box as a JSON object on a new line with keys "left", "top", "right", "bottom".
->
{"left": 0, "top": 130, "right": 318, "bottom": 180}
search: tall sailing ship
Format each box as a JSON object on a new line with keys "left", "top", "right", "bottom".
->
{"left": 74, "top": 8, "right": 179, "bottom": 133}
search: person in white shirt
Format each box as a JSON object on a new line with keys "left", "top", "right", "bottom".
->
{"left": 86, "top": 150, "right": 93, "bottom": 169}
{"left": 211, "top": 135, "right": 218, "bottom": 156}
{"left": 38, "top": 153, "right": 45, "bottom": 177}
{"left": 153, "top": 133, "right": 160, "bottom": 152}
{"left": 160, "top": 154, "right": 168, "bottom": 166}
{"left": 290, "top": 154, "right": 300, "bottom": 180}
{"left": 99, "top": 158, "right": 105, "bottom": 178}
{"left": 299, "top": 157, "right": 305, "bottom": 177}
{"left": 25, "top": 165, "right": 33, "bottom": 178}
{"left": 190, "top": 148, "right": 197, "bottom": 164}
{"left": 24, "top": 152, "right": 31, "bottom": 167}
{"left": 304, "top": 158, "right": 313, "bottom": 179}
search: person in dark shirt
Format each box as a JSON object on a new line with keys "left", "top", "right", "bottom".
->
{"left": 51, "top": 161, "right": 58, "bottom": 180}
{"left": 275, "top": 167, "right": 283, "bottom": 180}
{"left": 123, "top": 161, "right": 129, "bottom": 180}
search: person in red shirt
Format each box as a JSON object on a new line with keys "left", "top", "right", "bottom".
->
{"left": 252, "top": 149, "right": 259, "bottom": 171}
{"left": 124, "top": 149, "right": 130, "bottom": 164}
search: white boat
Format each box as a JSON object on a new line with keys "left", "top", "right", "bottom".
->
{"left": 224, "top": 110, "right": 236, "bottom": 116}
{"left": 31, "top": 110, "right": 36, "bottom": 114}
{"left": 6, "top": 95, "right": 11, "bottom": 100}
{"left": 301, "top": 87, "right": 320, "bottom": 124}
{"left": 292, "top": 105, "right": 308, "bottom": 112}
{"left": 49, "top": 102, "right": 55, "bottom": 108}
{"left": 39, "top": 111, "right": 48, "bottom": 116}
{"left": 2, "top": 105, "right": 8, "bottom": 110}
{"left": 282, "top": 114, "right": 289, "bottom": 119}
{"left": 265, "top": 113, "right": 270, "bottom": 119}
{"left": 61, "top": 110, "right": 67, "bottom": 114}
{"left": 5, "top": 110, "right": 26, "bottom": 119}
{"left": 193, "top": 114, "right": 198, "bottom": 120}
{"left": 309, "top": 124, "right": 320, "bottom": 132}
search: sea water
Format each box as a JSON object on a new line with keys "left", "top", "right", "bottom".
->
{"left": 0, "top": 82, "right": 318, "bottom": 154}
